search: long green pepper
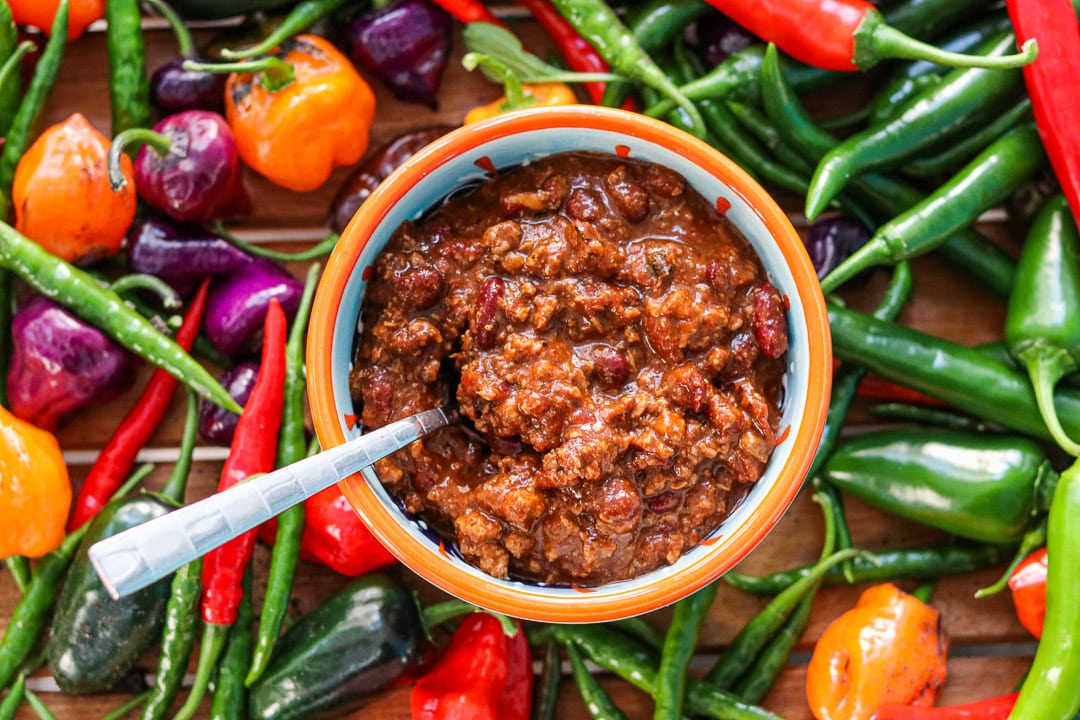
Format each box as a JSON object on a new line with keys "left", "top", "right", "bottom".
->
{"left": 0, "top": 221, "right": 240, "bottom": 413}
{"left": 0, "top": 673, "right": 25, "bottom": 720}
{"left": 210, "top": 570, "right": 254, "bottom": 720}
{"left": 0, "top": 0, "right": 67, "bottom": 218}
{"left": 654, "top": 581, "right": 718, "bottom": 720}
{"left": 106, "top": 0, "right": 152, "bottom": 137}
{"left": 0, "top": 1, "right": 19, "bottom": 137}
{"left": 565, "top": 642, "right": 628, "bottom": 720}
{"left": 531, "top": 638, "right": 562, "bottom": 720}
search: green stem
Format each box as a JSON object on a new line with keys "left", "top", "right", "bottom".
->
{"left": 182, "top": 58, "right": 295, "bottom": 92}
{"left": 0, "top": 41, "right": 34, "bottom": 99}
{"left": 421, "top": 599, "right": 518, "bottom": 637}
{"left": 101, "top": 691, "right": 150, "bottom": 720}
{"left": 172, "top": 623, "right": 229, "bottom": 720}
{"left": 116, "top": 463, "right": 155, "bottom": 501}
{"left": 215, "top": 223, "right": 339, "bottom": 262}
{"left": 108, "top": 128, "right": 174, "bottom": 190}
{"left": 141, "top": 0, "right": 194, "bottom": 57}
{"left": 158, "top": 390, "right": 199, "bottom": 503}
{"left": 976, "top": 521, "right": 1047, "bottom": 599}
{"left": 109, "top": 272, "right": 183, "bottom": 309}
{"left": 4, "top": 557, "right": 30, "bottom": 594}
{"left": 859, "top": 13, "right": 1038, "bottom": 70}
{"left": 21, "top": 687, "right": 57, "bottom": 720}
{"left": 220, "top": 0, "right": 350, "bottom": 60}
{"left": 1023, "top": 347, "right": 1080, "bottom": 456}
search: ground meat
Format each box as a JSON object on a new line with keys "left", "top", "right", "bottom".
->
{"left": 351, "top": 151, "right": 788, "bottom": 586}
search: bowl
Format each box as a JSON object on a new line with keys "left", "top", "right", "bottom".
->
{"left": 307, "top": 105, "right": 831, "bottom": 623}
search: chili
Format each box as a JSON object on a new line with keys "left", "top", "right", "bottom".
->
{"left": 532, "top": 638, "right": 562, "bottom": 720}
{"left": 174, "top": 299, "right": 287, "bottom": 720}
{"left": 903, "top": 98, "right": 1032, "bottom": 178}
{"left": 869, "top": 403, "right": 990, "bottom": 432}
{"left": 210, "top": 569, "right": 254, "bottom": 720}
{"left": 1010, "top": 457, "right": 1080, "bottom": 719}
{"left": 0, "top": 221, "right": 240, "bottom": 414}
{"left": 1008, "top": 546, "right": 1047, "bottom": 638}
{"left": 21, "top": 687, "right": 56, "bottom": 720}
{"left": 870, "top": 693, "right": 1018, "bottom": 720}
{"left": 549, "top": 0, "right": 706, "bottom": 138}
{"left": 565, "top": 641, "right": 627, "bottom": 720}
{"left": 517, "top": 0, "right": 612, "bottom": 104}
{"left": 220, "top": 0, "right": 349, "bottom": 59}
{"left": 703, "top": 0, "right": 1035, "bottom": 72}
{"left": 246, "top": 264, "right": 319, "bottom": 687}
{"left": 0, "top": 0, "right": 68, "bottom": 219}
{"left": 69, "top": 279, "right": 210, "bottom": 531}
{"left": 215, "top": 223, "right": 338, "bottom": 262}
{"left": 1005, "top": 194, "right": 1080, "bottom": 455}
{"left": 0, "top": 1, "right": 19, "bottom": 137}
{"left": 105, "top": 0, "right": 151, "bottom": 137}
{"left": 1008, "top": 0, "right": 1080, "bottom": 222}
{"left": 0, "top": 673, "right": 25, "bottom": 720}
{"left": 655, "top": 582, "right": 719, "bottom": 719}
{"left": 429, "top": 0, "right": 503, "bottom": 24}
{"left": 734, "top": 588, "right": 815, "bottom": 704}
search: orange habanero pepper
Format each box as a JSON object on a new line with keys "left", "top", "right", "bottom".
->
{"left": 1008, "top": 546, "right": 1047, "bottom": 639}
{"left": 12, "top": 113, "right": 136, "bottom": 265}
{"left": 806, "top": 583, "right": 948, "bottom": 720}
{"left": 0, "top": 404, "right": 71, "bottom": 559}
{"left": 9, "top": 0, "right": 104, "bottom": 41}
{"left": 225, "top": 35, "right": 375, "bottom": 192}
{"left": 464, "top": 82, "right": 578, "bottom": 124}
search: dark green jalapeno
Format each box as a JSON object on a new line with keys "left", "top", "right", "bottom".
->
{"left": 1005, "top": 195, "right": 1080, "bottom": 456}
{"left": 824, "top": 428, "right": 1056, "bottom": 544}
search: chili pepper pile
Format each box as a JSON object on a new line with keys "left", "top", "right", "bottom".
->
{"left": 2, "top": 0, "right": 1079, "bottom": 718}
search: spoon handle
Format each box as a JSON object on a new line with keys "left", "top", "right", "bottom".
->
{"left": 88, "top": 407, "right": 450, "bottom": 599}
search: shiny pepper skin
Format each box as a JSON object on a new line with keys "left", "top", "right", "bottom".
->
{"left": 0, "top": 404, "right": 71, "bottom": 558}
{"left": 1008, "top": 547, "right": 1047, "bottom": 638}
{"left": 9, "top": 0, "right": 104, "bottom": 40}
{"left": 13, "top": 113, "right": 136, "bottom": 264}
{"left": 806, "top": 583, "right": 948, "bottom": 720}
{"left": 225, "top": 34, "right": 375, "bottom": 192}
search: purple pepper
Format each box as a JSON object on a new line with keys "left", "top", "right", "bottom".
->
{"left": 694, "top": 12, "right": 758, "bottom": 66}
{"left": 128, "top": 217, "right": 253, "bottom": 295}
{"left": 7, "top": 297, "right": 136, "bottom": 431}
{"left": 198, "top": 361, "right": 259, "bottom": 444}
{"left": 205, "top": 257, "right": 304, "bottom": 358}
{"left": 118, "top": 111, "right": 250, "bottom": 224}
{"left": 146, "top": 0, "right": 228, "bottom": 114}
{"left": 805, "top": 216, "right": 873, "bottom": 281}
{"left": 342, "top": 0, "right": 451, "bottom": 109}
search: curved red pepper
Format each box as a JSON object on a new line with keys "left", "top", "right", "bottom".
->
{"left": 411, "top": 612, "right": 532, "bottom": 720}
{"left": 201, "top": 298, "right": 287, "bottom": 626}
{"left": 516, "top": 0, "right": 608, "bottom": 104}
{"left": 870, "top": 693, "right": 1019, "bottom": 720}
{"left": 1008, "top": 546, "right": 1047, "bottom": 639}
{"left": 428, "top": 0, "right": 504, "bottom": 25}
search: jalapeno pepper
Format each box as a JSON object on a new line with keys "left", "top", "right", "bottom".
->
{"left": 1005, "top": 195, "right": 1080, "bottom": 456}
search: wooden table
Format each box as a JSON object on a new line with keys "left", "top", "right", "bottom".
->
{"left": 0, "top": 7, "right": 1037, "bottom": 719}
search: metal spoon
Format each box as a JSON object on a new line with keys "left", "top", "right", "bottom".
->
{"left": 88, "top": 407, "right": 451, "bottom": 600}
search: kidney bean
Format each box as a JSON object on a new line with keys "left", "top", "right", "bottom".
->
{"left": 392, "top": 265, "right": 444, "bottom": 310}
{"left": 471, "top": 277, "right": 505, "bottom": 350}
{"left": 591, "top": 345, "right": 629, "bottom": 387}
{"left": 752, "top": 283, "right": 788, "bottom": 359}
{"left": 646, "top": 491, "right": 681, "bottom": 515}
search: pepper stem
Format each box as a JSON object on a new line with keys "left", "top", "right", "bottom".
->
{"left": 855, "top": 10, "right": 1039, "bottom": 70}
{"left": 220, "top": 0, "right": 349, "bottom": 60}
{"left": 107, "top": 128, "right": 174, "bottom": 191}
{"left": 975, "top": 520, "right": 1047, "bottom": 599}
{"left": 1021, "top": 346, "right": 1080, "bottom": 456}
{"left": 819, "top": 239, "right": 892, "bottom": 294}
{"left": 172, "top": 623, "right": 229, "bottom": 720}
{"left": 109, "top": 273, "right": 183, "bottom": 309}
{"left": 182, "top": 57, "right": 296, "bottom": 92}
{"left": 0, "top": 41, "right": 35, "bottom": 96}
{"left": 4, "top": 556, "right": 30, "bottom": 594}
{"left": 214, "top": 222, "right": 340, "bottom": 262}
{"left": 140, "top": 0, "right": 195, "bottom": 57}
{"left": 158, "top": 390, "right": 199, "bottom": 503}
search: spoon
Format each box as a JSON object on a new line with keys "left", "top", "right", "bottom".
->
{"left": 88, "top": 407, "right": 452, "bottom": 600}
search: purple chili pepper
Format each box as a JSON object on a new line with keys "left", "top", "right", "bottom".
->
{"left": 341, "top": 0, "right": 451, "bottom": 109}
{"left": 198, "top": 360, "right": 259, "bottom": 444}
{"left": 109, "top": 111, "right": 250, "bottom": 224}
{"left": 145, "top": 0, "right": 228, "bottom": 114}
{"left": 8, "top": 297, "right": 136, "bottom": 431}
{"left": 127, "top": 217, "right": 253, "bottom": 295}
{"left": 805, "top": 215, "right": 873, "bottom": 281}
{"left": 205, "top": 257, "right": 304, "bottom": 358}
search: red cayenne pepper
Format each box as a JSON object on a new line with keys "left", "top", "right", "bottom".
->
{"left": 1008, "top": 546, "right": 1048, "bottom": 639}
{"left": 173, "top": 299, "right": 287, "bottom": 720}
{"left": 703, "top": 0, "right": 1037, "bottom": 72}
{"left": 870, "top": 693, "right": 1019, "bottom": 720}
{"left": 67, "top": 278, "right": 210, "bottom": 531}
{"left": 516, "top": 0, "right": 610, "bottom": 104}
{"left": 411, "top": 612, "right": 532, "bottom": 720}
{"left": 1007, "top": 0, "right": 1080, "bottom": 222}
{"left": 429, "top": 0, "right": 505, "bottom": 26}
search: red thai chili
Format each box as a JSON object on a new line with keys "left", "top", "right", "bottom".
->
{"left": 516, "top": 0, "right": 609, "bottom": 104}
{"left": 870, "top": 693, "right": 1019, "bottom": 720}
{"left": 703, "top": 0, "right": 1037, "bottom": 72}
{"left": 1007, "top": 0, "right": 1080, "bottom": 222}
{"left": 67, "top": 278, "right": 210, "bottom": 531}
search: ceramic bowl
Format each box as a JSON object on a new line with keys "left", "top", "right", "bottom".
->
{"left": 307, "top": 105, "right": 831, "bottom": 623}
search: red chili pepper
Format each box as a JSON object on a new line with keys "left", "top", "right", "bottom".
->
{"left": 67, "top": 279, "right": 210, "bottom": 532}
{"left": 516, "top": 0, "right": 608, "bottom": 104}
{"left": 411, "top": 612, "right": 533, "bottom": 720}
{"left": 428, "top": 0, "right": 505, "bottom": 26}
{"left": 257, "top": 484, "right": 397, "bottom": 576}
{"left": 870, "top": 693, "right": 1019, "bottom": 720}
{"left": 201, "top": 298, "right": 287, "bottom": 626}
{"left": 703, "top": 0, "right": 1037, "bottom": 72}
{"left": 1007, "top": 0, "right": 1080, "bottom": 222}
{"left": 1008, "top": 546, "right": 1047, "bottom": 639}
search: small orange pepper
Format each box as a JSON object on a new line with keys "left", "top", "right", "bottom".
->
{"left": 1008, "top": 546, "right": 1047, "bottom": 638}
{"left": 12, "top": 113, "right": 136, "bottom": 264}
{"left": 806, "top": 583, "right": 949, "bottom": 720}
{"left": 225, "top": 35, "right": 375, "bottom": 192}
{"left": 464, "top": 82, "right": 578, "bottom": 124}
{"left": 0, "top": 404, "right": 71, "bottom": 559}
{"left": 8, "top": 0, "right": 104, "bottom": 41}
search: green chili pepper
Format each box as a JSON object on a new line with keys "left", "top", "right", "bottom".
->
{"left": 0, "top": 465, "right": 150, "bottom": 689}
{"left": 0, "top": 1, "right": 19, "bottom": 137}
{"left": 215, "top": 223, "right": 339, "bottom": 262}
{"left": 610, "top": 617, "right": 664, "bottom": 652}
{"left": 1011, "top": 457, "right": 1080, "bottom": 720}
{"left": 828, "top": 303, "right": 1080, "bottom": 443}
{"left": 1005, "top": 195, "right": 1080, "bottom": 456}
{"left": 805, "top": 32, "right": 1029, "bottom": 221}
{"left": 724, "top": 101, "right": 815, "bottom": 176}
{"left": 22, "top": 687, "right": 56, "bottom": 720}
{"left": 819, "top": 122, "right": 1045, "bottom": 293}
{"left": 103, "top": 692, "right": 150, "bottom": 720}
{"left": 246, "top": 263, "right": 320, "bottom": 687}
{"left": 0, "top": 0, "right": 67, "bottom": 218}
{"left": 869, "top": 402, "right": 992, "bottom": 432}
{"left": 758, "top": 43, "right": 1016, "bottom": 299}
{"left": 903, "top": 97, "right": 1032, "bottom": 178}
{"left": 0, "top": 673, "right": 25, "bottom": 720}
{"left": 654, "top": 581, "right": 718, "bottom": 719}
{"left": 106, "top": 0, "right": 151, "bottom": 137}
{"left": 724, "top": 542, "right": 1008, "bottom": 596}
{"left": 0, "top": 221, "right": 241, "bottom": 413}
{"left": 549, "top": 0, "right": 706, "bottom": 138}
{"left": 211, "top": 569, "right": 254, "bottom": 720}
{"left": 824, "top": 428, "right": 1055, "bottom": 544}
{"left": 732, "top": 588, "right": 813, "bottom": 705}
{"left": 531, "top": 638, "right": 562, "bottom": 720}
{"left": 4, "top": 556, "right": 30, "bottom": 595}
{"left": 565, "top": 641, "right": 628, "bottom": 720}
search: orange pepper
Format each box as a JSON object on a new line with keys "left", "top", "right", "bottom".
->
{"left": 225, "top": 35, "right": 375, "bottom": 193}
{"left": 806, "top": 583, "right": 949, "bottom": 720}
{"left": 1007, "top": 546, "right": 1047, "bottom": 639}
{"left": 464, "top": 82, "right": 578, "bottom": 124}
{"left": 0, "top": 404, "right": 71, "bottom": 558}
{"left": 12, "top": 113, "right": 135, "bottom": 265}
{"left": 8, "top": 0, "right": 104, "bottom": 41}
